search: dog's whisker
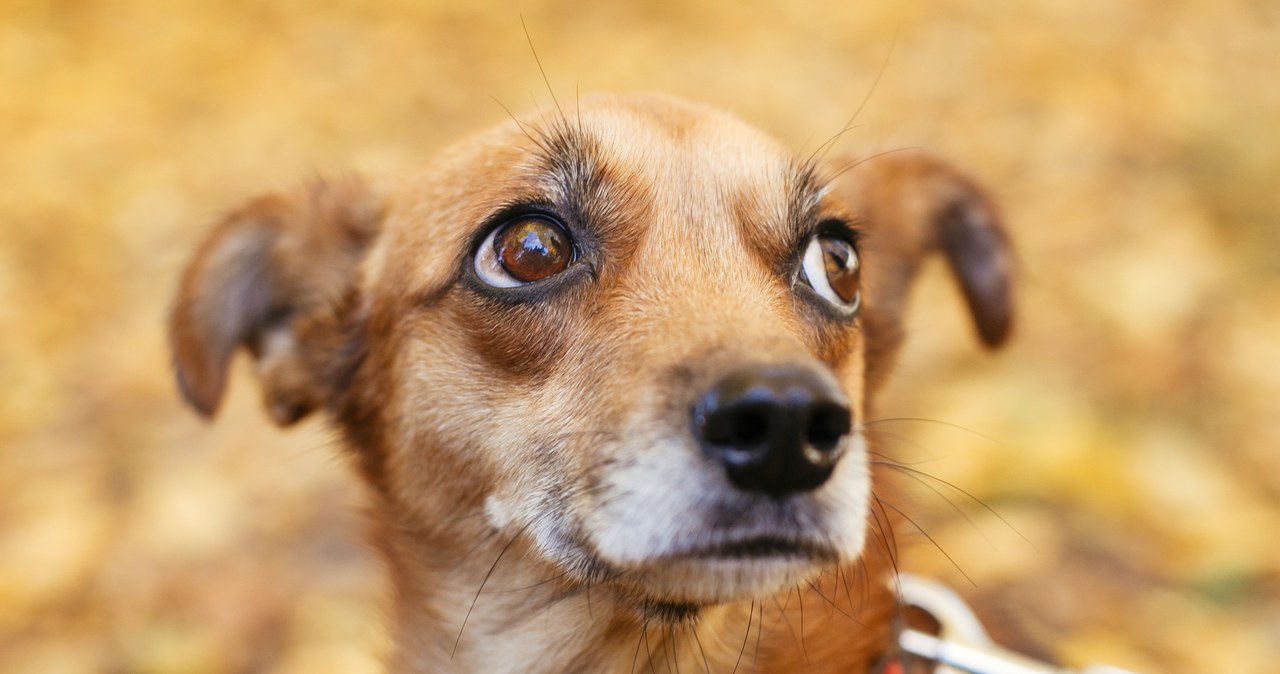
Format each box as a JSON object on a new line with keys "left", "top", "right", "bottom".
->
{"left": 805, "top": 578, "right": 860, "bottom": 624}
{"left": 865, "top": 416, "right": 1011, "bottom": 449}
{"left": 823, "top": 145, "right": 925, "bottom": 184}
{"left": 519, "top": 15, "right": 566, "bottom": 125}
{"left": 642, "top": 610, "right": 660, "bottom": 674}
{"left": 730, "top": 599, "right": 754, "bottom": 674}
{"left": 574, "top": 81, "right": 585, "bottom": 137}
{"left": 661, "top": 623, "right": 677, "bottom": 674}
{"left": 688, "top": 619, "right": 712, "bottom": 674}
{"left": 832, "top": 566, "right": 852, "bottom": 616}
{"left": 452, "top": 524, "right": 529, "bottom": 659}
{"left": 753, "top": 599, "right": 765, "bottom": 666}
{"left": 448, "top": 526, "right": 503, "bottom": 573}
{"left": 874, "top": 452, "right": 1033, "bottom": 548}
{"left": 482, "top": 570, "right": 569, "bottom": 594}
{"left": 762, "top": 596, "right": 791, "bottom": 655}
{"left": 854, "top": 564, "right": 872, "bottom": 616}
{"left": 864, "top": 501, "right": 923, "bottom": 644}
{"left": 867, "top": 447, "right": 945, "bottom": 472}
{"left": 855, "top": 562, "right": 874, "bottom": 616}
{"left": 873, "top": 460, "right": 995, "bottom": 547}
{"left": 862, "top": 427, "right": 935, "bottom": 455}
{"left": 836, "top": 565, "right": 863, "bottom": 622}
{"left": 804, "top": 28, "right": 899, "bottom": 171}
{"left": 795, "top": 583, "right": 811, "bottom": 663}
{"left": 490, "top": 94, "right": 554, "bottom": 155}
{"left": 756, "top": 596, "right": 779, "bottom": 641}
{"left": 631, "top": 613, "right": 646, "bottom": 674}
{"left": 802, "top": 124, "right": 866, "bottom": 179}
{"left": 874, "top": 494, "right": 975, "bottom": 587}
{"left": 867, "top": 496, "right": 901, "bottom": 577}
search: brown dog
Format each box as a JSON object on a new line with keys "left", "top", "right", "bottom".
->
{"left": 170, "top": 93, "right": 1012, "bottom": 673}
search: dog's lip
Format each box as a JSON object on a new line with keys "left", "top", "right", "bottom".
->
{"left": 663, "top": 536, "right": 838, "bottom": 562}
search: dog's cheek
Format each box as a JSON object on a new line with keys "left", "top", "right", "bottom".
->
{"left": 385, "top": 310, "right": 582, "bottom": 505}
{"left": 456, "top": 297, "right": 579, "bottom": 383}
{"left": 357, "top": 315, "right": 502, "bottom": 516}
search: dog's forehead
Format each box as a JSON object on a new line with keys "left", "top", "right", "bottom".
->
{"left": 573, "top": 93, "right": 797, "bottom": 188}
{"left": 524, "top": 93, "right": 824, "bottom": 254}
{"left": 371, "top": 94, "right": 826, "bottom": 296}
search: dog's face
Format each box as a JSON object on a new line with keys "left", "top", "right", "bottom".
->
{"left": 368, "top": 95, "right": 872, "bottom": 605}
{"left": 171, "top": 92, "right": 1012, "bottom": 618}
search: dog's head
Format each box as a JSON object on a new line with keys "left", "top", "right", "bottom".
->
{"left": 171, "top": 93, "right": 1012, "bottom": 612}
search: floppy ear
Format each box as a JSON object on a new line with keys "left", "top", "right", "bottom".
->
{"left": 169, "top": 177, "right": 383, "bottom": 425}
{"left": 828, "top": 151, "right": 1015, "bottom": 393}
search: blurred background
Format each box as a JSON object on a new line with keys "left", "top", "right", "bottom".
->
{"left": 2, "top": 1, "right": 1277, "bottom": 672}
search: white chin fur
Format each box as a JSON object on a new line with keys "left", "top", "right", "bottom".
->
{"left": 623, "top": 556, "right": 823, "bottom": 604}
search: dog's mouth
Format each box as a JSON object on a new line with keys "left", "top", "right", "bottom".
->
{"left": 669, "top": 535, "right": 838, "bottom": 562}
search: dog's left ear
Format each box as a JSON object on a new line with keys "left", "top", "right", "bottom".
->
{"left": 827, "top": 151, "right": 1016, "bottom": 394}
{"left": 169, "top": 177, "right": 383, "bottom": 426}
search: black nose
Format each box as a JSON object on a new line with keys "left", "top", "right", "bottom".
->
{"left": 692, "top": 364, "right": 852, "bottom": 497}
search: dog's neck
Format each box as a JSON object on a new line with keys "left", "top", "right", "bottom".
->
{"left": 368, "top": 494, "right": 897, "bottom": 673}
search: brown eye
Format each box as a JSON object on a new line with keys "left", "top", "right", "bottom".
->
{"left": 495, "top": 218, "right": 570, "bottom": 282}
{"left": 801, "top": 233, "right": 861, "bottom": 311}
{"left": 474, "top": 216, "right": 575, "bottom": 288}
{"left": 820, "top": 237, "right": 860, "bottom": 303}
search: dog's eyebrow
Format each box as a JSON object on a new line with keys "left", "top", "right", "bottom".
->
{"left": 731, "top": 158, "right": 844, "bottom": 277}
{"left": 526, "top": 120, "right": 602, "bottom": 197}
{"left": 790, "top": 161, "right": 827, "bottom": 221}
{"left": 783, "top": 160, "right": 842, "bottom": 243}
{"left": 525, "top": 120, "right": 635, "bottom": 244}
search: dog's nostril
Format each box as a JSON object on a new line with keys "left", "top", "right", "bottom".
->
{"left": 724, "top": 405, "right": 770, "bottom": 447}
{"left": 806, "top": 405, "right": 851, "bottom": 453}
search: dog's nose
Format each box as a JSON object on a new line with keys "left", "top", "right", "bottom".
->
{"left": 693, "top": 364, "right": 852, "bottom": 497}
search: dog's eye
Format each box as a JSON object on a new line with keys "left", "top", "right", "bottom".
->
{"left": 474, "top": 216, "right": 574, "bottom": 288}
{"left": 800, "top": 233, "right": 861, "bottom": 311}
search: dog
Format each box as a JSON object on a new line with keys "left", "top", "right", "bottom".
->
{"left": 170, "top": 92, "right": 1013, "bottom": 673}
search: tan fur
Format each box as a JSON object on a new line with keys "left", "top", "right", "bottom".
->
{"left": 170, "top": 92, "right": 1013, "bottom": 673}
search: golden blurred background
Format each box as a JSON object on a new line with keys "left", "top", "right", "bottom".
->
{"left": 2, "top": 1, "right": 1277, "bottom": 672}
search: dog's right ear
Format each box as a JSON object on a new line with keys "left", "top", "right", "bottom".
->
{"left": 169, "top": 178, "right": 383, "bottom": 425}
